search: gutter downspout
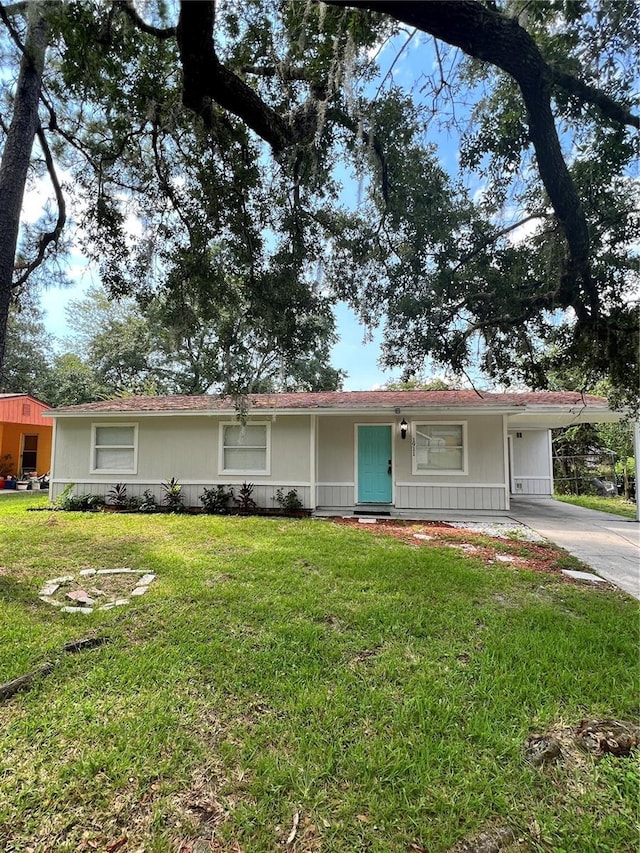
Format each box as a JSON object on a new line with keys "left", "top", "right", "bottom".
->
{"left": 502, "top": 414, "right": 510, "bottom": 510}
{"left": 49, "top": 418, "right": 57, "bottom": 502}
{"left": 310, "top": 414, "right": 317, "bottom": 510}
{"left": 634, "top": 421, "right": 640, "bottom": 523}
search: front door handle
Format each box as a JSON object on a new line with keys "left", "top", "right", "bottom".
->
{"left": 387, "top": 459, "right": 392, "bottom": 475}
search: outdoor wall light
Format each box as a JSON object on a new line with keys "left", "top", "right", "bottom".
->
{"left": 400, "top": 418, "right": 408, "bottom": 440}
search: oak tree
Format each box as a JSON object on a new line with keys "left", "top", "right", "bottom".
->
{"left": 1, "top": 1, "right": 637, "bottom": 404}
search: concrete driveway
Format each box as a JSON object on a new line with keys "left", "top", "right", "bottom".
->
{"left": 508, "top": 497, "right": 640, "bottom": 600}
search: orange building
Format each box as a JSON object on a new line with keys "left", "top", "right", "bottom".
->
{"left": 0, "top": 393, "right": 52, "bottom": 481}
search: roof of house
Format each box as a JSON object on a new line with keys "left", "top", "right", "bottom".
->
{"left": 0, "top": 392, "right": 49, "bottom": 403}
{"left": 45, "top": 389, "right": 612, "bottom": 415}
{"left": 0, "top": 393, "right": 51, "bottom": 426}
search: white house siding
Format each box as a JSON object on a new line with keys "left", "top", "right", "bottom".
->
{"left": 509, "top": 429, "right": 553, "bottom": 495}
{"left": 394, "top": 485, "right": 505, "bottom": 511}
{"left": 316, "top": 413, "right": 508, "bottom": 511}
{"left": 50, "top": 414, "right": 313, "bottom": 507}
{"left": 316, "top": 416, "right": 356, "bottom": 484}
{"left": 51, "top": 411, "right": 510, "bottom": 511}
{"left": 51, "top": 417, "right": 93, "bottom": 482}
{"left": 316, "top": 484, "right": 356, "bottom": 507}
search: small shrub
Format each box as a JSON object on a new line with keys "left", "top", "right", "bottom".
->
{"left": 234, "top": 481, "right": 257, "bottom": 511}
{"left": 81, "top": 494, "right": 106, "bottom": 511}
{"left": 53, "top": 483, "right": 74, "bottom": 508}
{"left": 139, "top": 489, "right": 157, "bottom": 512}
{"left": 581, "top": 481, "right": 600, "bottom": 497}
{"left": 554, "top": 480, "right": 573, "bottom": 496}
{"left": 274, "top": 488, "right": 303, "bottom": 511}
{"left": 55, "top": 484, "right": 105, "bottom": 511}
{"left": 162, "top": 477, "right": 185, "bottom": 512}
{"left": 200, "top": 485, "right": 234, "bottom": 514}
{"left": 125, "top": 495, "right": 144, "bottom": 510}
{"left": 107, "top": 482, "right": 128, "bottom": 506}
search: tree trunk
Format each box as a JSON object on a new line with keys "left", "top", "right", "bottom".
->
{"left": 0, "top": 3, "right": 49, "bottom": 377}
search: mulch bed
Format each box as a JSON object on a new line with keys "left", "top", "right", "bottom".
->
{"left": 329, "top": 517, "right": 615, "bottom": 588}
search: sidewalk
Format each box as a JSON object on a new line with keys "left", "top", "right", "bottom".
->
{"left": 508, "top": 497, "right": 640, "bottom": 600}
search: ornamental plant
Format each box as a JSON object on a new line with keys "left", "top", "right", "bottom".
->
{"left": 200, "top": 485, "right": 234, "bottom": 514}
{"left": 162, "top": 477, "right": 184, "bottom": 512}
{"left": 274, "top": 488, "right": 303, "bottom": 512}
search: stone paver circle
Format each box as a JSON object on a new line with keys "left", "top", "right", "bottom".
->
{"left": 39, "top": 568, "right": 156, "bottom": 614}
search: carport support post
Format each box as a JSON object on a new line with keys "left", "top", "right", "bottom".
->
{"left": 634, "top": 421, "right": 640, "bottom": 522}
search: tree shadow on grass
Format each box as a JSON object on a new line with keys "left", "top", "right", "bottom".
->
{"left": 0, "top": 576, "right": 37, "bottom": 606}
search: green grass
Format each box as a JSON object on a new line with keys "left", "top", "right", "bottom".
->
{"left": 0, "top": 494, "right": 638, "bottom": 852}
{"left": 554, "top": 493, "right": 637, "bottom": 519}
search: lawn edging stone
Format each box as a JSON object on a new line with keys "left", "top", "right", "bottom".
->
{"left": 38, "top": 568, "right": 157, "bottom": 614}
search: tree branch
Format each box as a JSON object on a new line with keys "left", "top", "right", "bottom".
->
{"left": 0, "top": 2, "right": 27, "bottom": 14}
{"left": 452, "top": 213, "right": 548, "bottom": 272}
{"left": 240, "top": 64, "right": 314, "bottom": 82}
{"left": 116, "top": 0, "right": 176, "bottom": 39}
{"left": 0, "top": 0, "right": 27, "bottom": 53}
{"left": 176, "top": 1, "right": 323, "bottom": 153}
{"left": 549, "top": 66, "right": 639, "bottom": 130}
{"left": 37, "top": 90, "right": 101, "bottom": 171}
{"left": 177, "top": 1, "right": 293, "bottom": 151}
{"left": 326, "top": 0, "right": 604, "bottom": 319}
{"left": 13, "top": 123, "right": 66, "bottom": 287}
{"left": 372, "top": 26, "right": 418, "bottom": 102}
{"left": 150, "top": 107, "right": 195, "bottom": 241}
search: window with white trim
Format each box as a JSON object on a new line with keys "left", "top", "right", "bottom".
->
{"left": 91, "top": 424, "right": 138, "bottom": 473}
{"left": 412, "top": 422, "right": 467, "bottom": 474}
{"left": 220, "top": 422, "right": 270, "bottom": 474}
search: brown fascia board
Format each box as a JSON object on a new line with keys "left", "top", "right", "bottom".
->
{"left": 44, "top": 403, "right": 526, "bottom": 418}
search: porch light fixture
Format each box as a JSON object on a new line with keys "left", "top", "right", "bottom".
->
{"left": 400, "top": 418, "right": 408, "bottom": 440}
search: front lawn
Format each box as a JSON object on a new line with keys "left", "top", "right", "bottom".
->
{"left": 0, "top": 494, "right": 638, "bottom": 852}
{"left": 554, "top": 493, "right": 637, "bottom": 519}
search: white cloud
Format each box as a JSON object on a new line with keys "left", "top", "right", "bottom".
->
{"left": 506, "top": 215, "right": 542, "bottom": 245}
{"left": 21, "top": 170, "right": 67, "bottom": 226}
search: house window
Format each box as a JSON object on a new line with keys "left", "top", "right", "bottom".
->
{"left": 91, "top": 424, "right": 138, "bottom": 474}
{"left": 412, "top": 422, "right": 467, "bottom": 475}
{"left": 220, "top": 422, "right": 270, "bottom": 474}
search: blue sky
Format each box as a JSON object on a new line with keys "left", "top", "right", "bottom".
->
{"left": 330, "top": 303, "right": 395, "bottom": 390}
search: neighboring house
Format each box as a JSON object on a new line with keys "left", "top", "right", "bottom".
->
{"left": 44, "top": 391, "right": 623, "bottom": 513}
{"left": 0, "top": 393, "right": 52, "bottom": 479}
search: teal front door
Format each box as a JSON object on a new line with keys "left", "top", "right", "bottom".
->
{"left": 357, "top": 425, "right": 392, "bottom": 503}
